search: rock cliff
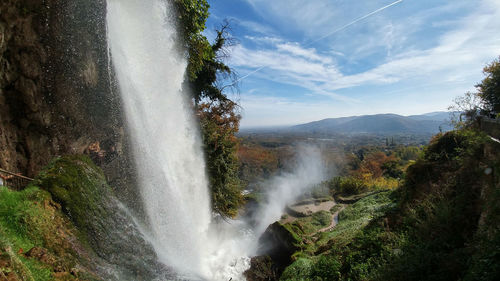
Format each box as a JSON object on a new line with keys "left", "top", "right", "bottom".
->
{"left": 0, "top": 0, "right": 139, "bottom": 209}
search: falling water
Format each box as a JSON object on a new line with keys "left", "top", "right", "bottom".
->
{"left": 106, "top": 1, "right": 327, "bottom": 280}
{"left": 106, "top": 0, "right": 212, "bottom": 277}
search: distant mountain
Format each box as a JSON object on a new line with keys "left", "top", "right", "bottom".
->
{"left": 407, "top": 111, "right": 454, "bottom": 121}
{"left": 290, "top": 112, "right": 453, "bottom": 135}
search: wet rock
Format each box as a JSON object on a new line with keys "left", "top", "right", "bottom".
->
{"left": 0, "top": 0, "right": 129, "bottom": 187}
{"left": 34, "top": 155, "right": 169, "bottom": 280}
{"left": 257, "top": 222, "right": 302, "bottom": 276}
{"left": 243, "top": 255, "right": 278, "bottom": 281}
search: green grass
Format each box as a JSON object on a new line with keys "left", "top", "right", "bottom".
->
{"left": 0, "top": 186, "right": 59, "bottom": 280}
{"left": 281, "top": 191, "right": 398, "bottom": 280}
{"left": 0, "top": 186, "right": 50, "bottom": 249}
{"left": 282, "top": 130, "right": 499, "bottom": 281}
{"left": 329, "top": 204, "right": 343, "bottom": 214}
{"left": 285, "top": 211, "right": 333, "bottom": 236}
{"left": 316, "top": 191, "right": 396, "bottom": 249}
{"left": 0, "top": 156, "right": 105, "bottom": 281}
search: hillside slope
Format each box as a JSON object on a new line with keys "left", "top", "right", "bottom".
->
{"left": 291, "top": 113, "right": 453, "bottom": 135}
{"left": 279, "top": 129, "right": 499, "bottom": 281}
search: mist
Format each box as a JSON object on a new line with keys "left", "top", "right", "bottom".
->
{"left": 253, "top": 144, "right": 329, "bottom": 235}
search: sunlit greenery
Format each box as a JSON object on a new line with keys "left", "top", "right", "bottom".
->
{"left": 279, "top": 128, "right": 499, "bottom": 281}
{"left": 173, "top": 0, "right": 242, "bottom": 217}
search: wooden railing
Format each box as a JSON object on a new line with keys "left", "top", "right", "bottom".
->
{"left": 0, "top": 168, "right": 34, "bottom": 190}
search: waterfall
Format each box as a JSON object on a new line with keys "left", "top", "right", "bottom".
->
{"left": 106, "top": 0, "right": 212, "bottom": 277}
{"left": 106, "top": 1, "right": 322, "bottom": 279}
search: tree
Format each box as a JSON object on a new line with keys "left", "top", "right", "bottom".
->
{"left": 449, "top": 56, "right": 500, "bottom": 127}
{"left": 190, "top": 20, "right": 238, "bottom": 105}
{"left": 198, "top": 101, "right": 242, "bottom": 217}
{"left": 449, "top": 91, "right": 483, "bottom": 127}
{"left": 173, "top": 1, "right": 242, "bottom": 217}
{"left": 172, "top": 0, "right": 211, "bottom": 81}
{"left": 476, "top": 57, "right": 500, "bottom": 116}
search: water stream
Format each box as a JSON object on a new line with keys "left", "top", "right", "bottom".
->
{"left": 106, "top": 0, "right": 213, "bottom": 278}
{"left": 106, "top": 0, "right": 325, "bottom": 280}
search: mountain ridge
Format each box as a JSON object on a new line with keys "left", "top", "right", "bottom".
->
{"left": 290, "top": 112, "right": 454, "bottom": 135}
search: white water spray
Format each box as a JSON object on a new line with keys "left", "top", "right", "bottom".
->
{"left": 106, "top": 0, "right": 254, "bottom": 279}
{"left": 106, "top": 0, "right": 211, "bottom": 277}
{"left": 106, "top": 1, "right": 326, "bottom": 280}
{"left": 255, "top": 145, "right": 328, "bottom": 235}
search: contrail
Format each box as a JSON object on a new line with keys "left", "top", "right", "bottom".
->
{"left": 305, "top": 0, "right": 404, "bottom": 47}
{"left": 234, "top": 0, "right": 404, "bottom": 83}
{"left": 235, "top": 66, "right": 267, "bottom": 83}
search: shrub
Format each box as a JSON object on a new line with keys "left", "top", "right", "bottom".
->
{"left": 310, "top": 255, "right": 341, "bottom": 281}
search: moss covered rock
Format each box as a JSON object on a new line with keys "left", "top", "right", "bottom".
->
{"left": 258, "top": 222, "right": 304, "bottom": 275}
{"left": 244, "top": 255, "right": 279, "bottom": 281}
{"left": 33, "top": 155, "right": 111, "bottom": 247}
{"left": 32, "top": 155, "right": 168, "bottom": 280}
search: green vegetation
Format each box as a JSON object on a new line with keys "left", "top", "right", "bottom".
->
{"left": 199, "top": 101, "right": 243, "bottom": 217}
{"left": 284, "top": 210, "right": 332, "bottom": 237}
{"left": 327, "top": 147, "right": 410, "bottom": 197}
{"left": 238, "top": 143, "right": 280, "bottom": 189}
{"left": 0, "top": 184, "right": 98, "bottom": 280}
{"left": 279, "top": 128, "right": 499, "bottom": 281}
{"left": 451, "top": 56, "right": 500, "bottom": 124}
{"left": 477, "top": 57, "right": 500, "bottom": 115}
{"left": 381, "top": 130, "right": 497, "bottom": 281}
{"left": 0, "top": 186, "right": 56, "bottom": 281}
{"left": 249, "top": 58, "right": 500, "bottom": 281}
{"left": 174, "top": 0, "right": 242, "bottom": 217}
{"left": 172, "top": 0, "right": 210, "bottom": 82}
{"left": 280, "top": 191, "right": 397, "bottom": 280}
{"left": 0, "top": 155, "right": 164, "bottom": 280}
{"left": 32, "top": 155, "right": 111, "bottom": 246}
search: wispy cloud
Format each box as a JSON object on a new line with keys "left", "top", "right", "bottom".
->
{"left": 234, "top": 19, "right": 275, "bottom": 35}
{"left": 276, "top": 42, "right": 331, "bottom": 63}
{"left": 244, "top": 0, "right": 338, "bottom": 36}
{"left": 231, "top": 0, "right": 500, "bottom": 103}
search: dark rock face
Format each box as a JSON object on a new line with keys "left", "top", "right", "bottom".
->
{"left": 0, "top": 1, "right": 151, "bottom": 277}
{"left": 0, "top": 0, "right": 142, "bottom": 215}
{"left": 0, "top": 0, "right": 119, "bottom": 175}
{"left": 0, "top": 0, "right": 52, "bottom": 176}
{"left": 256, "top": 222, "right": 302, "bottom": 276}
{"left": 244, "top": 255, "right": 279, "bottom": 281}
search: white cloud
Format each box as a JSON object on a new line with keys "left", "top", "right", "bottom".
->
{"left": 276, "top": 42, "right": 330, "bottom": 63}
{"left": 244, "top": 0, "right": 407, "bottom": 40}
{"left": 244, "top": 0, "right": 338, "bottom": 36}
{"left": 235, "top": 19, "right": 275, "bottom": 35}
{"left": 243, "top": 35, "right": 283, "bottom": 45}
{"left": 231, "top": 0, "right": 500, "bottom": 103}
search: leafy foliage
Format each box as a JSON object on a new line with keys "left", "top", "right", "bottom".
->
{"left": 172, "top": 0, "right": 211, "bottom": 81}
{"left": 310, "top": 255, "right": 341, "bottom": 281}
{"left": 238, "top": 144, "right": 279, "bottom": 188}
{"left": 198, "top": 101, "right": 242, "bottom": 217}
{"left": 382, "top": 129, "right": 494, "bottom": 281}
{"left": 280, "top": 191, "right": 398, "bottom": 281}
{"left": 450, "top": 56, "right": 500, "bottom": 126}
{"left": 477, "top": 57, "right": 500, "bottom": 114}
{"left": 190, "top": 21, "right": 236, "bottom": 104}
{"left": 328, "top": 148, "right": 404, "bottom": 197}
{"left": 280, "top": 127, "right": 499, "bottom": 281}
{"left": 174, "top": 0, "right": 242, "bottom": 217}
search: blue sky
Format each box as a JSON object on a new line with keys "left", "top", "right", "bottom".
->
{"left": 203, "top": 0, "right": 500, "bottom": 128}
